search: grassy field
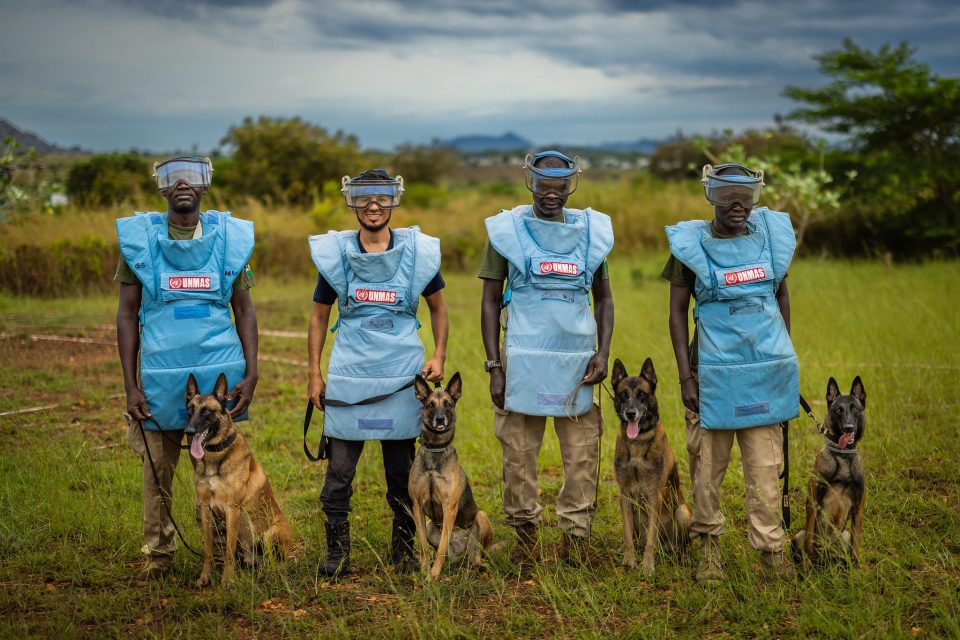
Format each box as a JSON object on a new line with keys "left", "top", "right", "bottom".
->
{"left": 1, "top": 255, "right": 959, "bottom": 638}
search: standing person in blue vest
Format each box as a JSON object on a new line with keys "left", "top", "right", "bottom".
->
{"left": 307, "top": 168, "right": 448, "bottom": 578}
{"left": 479, "top": 151, "right": 614, "bottom": 565}
{"left": 663, "top": 163, "right": 797, "bottom": 582}
{"left": 116, "top": 156, "right": 259, "bottom": 584}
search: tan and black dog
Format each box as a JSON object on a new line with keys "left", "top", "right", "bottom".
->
{"left": 792, "top": 376, "right": 866, "bottom": 570}
{"left": 185, "top": 373, "right": 292, "bottom": 587}
{"left": 409, "top": 372, "right": 493, "bottom": 579}
{"left": 611, "top": 358, "right": 692, "bottom": 574}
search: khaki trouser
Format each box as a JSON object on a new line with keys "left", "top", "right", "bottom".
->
{"left": 494, "top": 400, "right": 603, "bottom": 538}
{"left": 686, "top": 412, "right": 785, "bottom": 552}
{"left": 127, "top": 420, "right": 184, "bottom": 558}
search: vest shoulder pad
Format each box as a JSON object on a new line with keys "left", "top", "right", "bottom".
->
{"left": 218, "top": 213, "right": 255, "bottom": 291}
{"left": 401, "top": 227, "right": 441, "bottom": 295}
{"left": 755, "top": 207, "right": 796, "bottom": 281}
{"left": 582, "top": 208, "right": 614, "bottom": 273}
{"left": 309, "top": 231, "right": 351, "bottom": 299}
{"left": 665, "top": 219, "right": 711, "bottom": 281}
{"left": 115, "top": 213, "right": 158, "bottom": 290}
{"left": 484, "top": 205, "right": 530, "bottom": 269}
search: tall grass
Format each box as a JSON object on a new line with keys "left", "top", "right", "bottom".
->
{"left": 1, "top": 256, "right": 958, "bottom": 638}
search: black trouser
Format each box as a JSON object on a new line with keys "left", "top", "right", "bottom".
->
{"left": 320, "top": 437, "right": 416, "bottom": 525}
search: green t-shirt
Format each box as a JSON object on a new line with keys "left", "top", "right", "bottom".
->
{"left": 477, "top": 209, "right": 609, "bottom": 281}
{"left": 115, "top": 220, "right": 255, "bottom": 292}
{"left": 659, "top": 221, "right": 787, "bottom": 368}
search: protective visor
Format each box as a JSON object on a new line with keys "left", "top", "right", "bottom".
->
{"left": 341, "top": 175, "right": 404, "bottom": 209}
{"left": 153, "top": 157, "right": 213, "bottom": 191}
{"left": 701, "top": 164, "right": 764, "bottom": 207}
{"left": 523, "top": 152, "right": 581, "bottom": 196}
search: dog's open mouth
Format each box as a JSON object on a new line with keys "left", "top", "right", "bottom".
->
{"left": 626, "top": 419, "right": 640, "bottom": 440}
{"left": 190, "top": 429, "right": 210, "bottom": 460}
{"left": 838, "top": 430, "right": 855, "bottom": 449}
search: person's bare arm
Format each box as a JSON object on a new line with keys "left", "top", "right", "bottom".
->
{"left": 229, "top": 288, "right": 259, "bottom": 417}
{"left": 481, "top": 278, "right": 506, "bottom": 409}
{"left": 776, "top": 278, "right": 791, "bottom": 334}
{"left": 117, "top": 282, "right": 150, "bottom": 421}
{"left": 308, "top": 302, "right": 333, "bottom": 409}
{"left": 582, "top": 267, "right": 613, "bottom": 383}
{"left": 668, "top": 283, "right": 698, "bottom": 413}
{"left": 421, "top": 290, "right": 448, "bottom": 382}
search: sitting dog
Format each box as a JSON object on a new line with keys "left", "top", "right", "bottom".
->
{"left": 185, "top": 373, "right": 292, "bottom": 587}
{"left": 792, "top": 376, "right": 866, "bottom": 570}
{"left": 409, "top": 372, "right": 493, "bottom": 579}
{"left": 611, "top": 358, "right": 692, "bottom": 574}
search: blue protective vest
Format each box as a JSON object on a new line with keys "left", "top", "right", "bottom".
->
{"left": 485, "top": 206, "right": 614, "bottom": 417}
{"left": 308, "top": 227, "right": 441, "bottom": 440}
{"left": 116, "top": 211, "right": 254, "bottom": 430}
{"left": 665, "top": 207, "right": 799, "bottom": 429}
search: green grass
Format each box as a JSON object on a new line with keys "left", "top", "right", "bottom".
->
{"left": 1, "top": 255, "right": 959, "bottom": 638}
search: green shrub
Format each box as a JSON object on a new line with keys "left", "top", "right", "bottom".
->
{"left": 66, "top": 154, "right": 155, "bottom": 209}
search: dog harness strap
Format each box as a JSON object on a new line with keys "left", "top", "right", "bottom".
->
{"left": 203, "top": 431, "right": 237, "bottom": 453}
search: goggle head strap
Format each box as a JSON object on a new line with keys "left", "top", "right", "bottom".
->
{"left": 701, "top": 163, "right": 764, "bottom": 186}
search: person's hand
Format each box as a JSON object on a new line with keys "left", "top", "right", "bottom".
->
{"left": 421, "top": 354, "right": 445, "bottom": 383}
{"left": 125, "top": 388, "right": 152, "bottom": 422}
{"left": 489, "top": 367, "right": 505, "bottom": 410}
{"left": 680, "top": 378, "right": 699, "bottom": 413}
{"left": 581, "top": 352, "right": 608, "bottom": 385}
{"left": 228, "top": 374, "right": 258, "bottom": 417}
{"left": 308, "top": 373, "right": 326, "bottom": 410}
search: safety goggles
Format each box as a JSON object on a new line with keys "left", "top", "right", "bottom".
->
{"left": 701, "top": 163, "right": 764, "bottom": 207}
{"left": 153, "top": 157, "right": 213, "bottom": 191}
{"left": 523, "top": 151, "right": 581, "bottom": 196}
{"left": 341, "top": 175, "right": 404, "bottom": 210}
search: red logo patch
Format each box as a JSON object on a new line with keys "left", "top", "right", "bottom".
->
{"left": 355, "top": 289, "right": 397, "bottom": 304}
{"left": 539, "top": 261, "right": 578, "bottom": 276}
{"left": 722, "top": 267, "right": 766, "bottom": 285}
{"left": 167, "top": 275, "right": 211, "bottom": 290}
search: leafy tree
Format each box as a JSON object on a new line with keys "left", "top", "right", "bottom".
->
{"left": 219, "top": 116, "right": 365, "bottom": 206}
{"left": 785, "top": 39, "right": 960, "bottom": 256}
{"left": 65, "top": 153, "right": 154, "bottom": 209}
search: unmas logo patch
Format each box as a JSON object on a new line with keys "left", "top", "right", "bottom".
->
{"left": 539, "top": 261, "right": 578, "bottom": 276}
{"left": 354, "top": 289, "right": 397, "bottom": 304}
{"left": 722, "top": 267, "right": 766, "bottom": 286}
{"left": 168, "top": 275, "right": 211, "bottom": 290}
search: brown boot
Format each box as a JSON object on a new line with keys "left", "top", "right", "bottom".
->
{"left": 761, "top": 550, "right": 796, "bottom": 580}
{"left": 558, "top": 532, "right": 592, "bottom": 566}
{"left": 696, "top": 535, "right": 724, "bottom": 583}
{"left": 135, "top": 556, "right": 173, "bottom": 584}
{"left": 509, "top": 523, "right": 541, "bottom": 565}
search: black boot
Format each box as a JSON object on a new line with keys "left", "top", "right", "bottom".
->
{"left": 389, "top": 517, "right": 416, "bottom": 573}
{"left": 320, "top": 520, "right": 350, "bottom": 578}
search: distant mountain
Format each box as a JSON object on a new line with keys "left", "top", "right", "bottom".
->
{"left": 438, "top": 132, "right": 532, "bottom": 153}
{"left": 0, "top": 118, "right": 65, "bottom": 155}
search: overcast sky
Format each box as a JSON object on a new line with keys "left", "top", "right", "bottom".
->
{"left": 1, "top": 0, "right": 957, "bottom": 152}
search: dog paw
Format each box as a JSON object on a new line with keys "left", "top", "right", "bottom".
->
{"left": 640, "top": 560, "right": 655, "bottom": 575}
{"left": 195, "top": 574, "right": 211, "bottom": 588}
{"left": 622, "top": 558, "right": 636, "bottom": 569}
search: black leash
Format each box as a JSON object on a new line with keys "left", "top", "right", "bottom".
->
{"left": 779, "top": 420, "right": 790, "bottom": 529}
{"left": 136, "top": 417, "right": 203, "bottom": 557}
{"left": 303, "top": 379, "right": 418, "bottom": 462}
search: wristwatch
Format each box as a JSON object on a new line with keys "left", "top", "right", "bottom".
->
{"left": 484, "top": 359, "right": 503, "bottom": 373}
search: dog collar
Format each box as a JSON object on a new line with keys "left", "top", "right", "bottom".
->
{"left": 204, "top": 431, "right": 237, "bottom": 453}
{"left": 421, "top": 445, "right": 450, "bottom": 453}
{"left": 824, "top": 440, "right": 857, "bottom": 455}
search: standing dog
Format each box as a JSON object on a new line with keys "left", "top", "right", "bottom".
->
{"left": 611, "top": 358, "right": 692, "bottom": 574}
{"left": 792, "top": 376, "right": 866, "bottom": 570}
{"left": 409, "top": 373, "right": 493, "bottom": 579}
{"left": 186, "top": 373, "right": 292, "bottom": 587}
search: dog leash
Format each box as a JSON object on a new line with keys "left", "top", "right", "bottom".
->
{"left": 133, "top": 416, "right": 204, "bottom": 558}
{"left": 778, "top": 395, "right": 827, "bottom": 530}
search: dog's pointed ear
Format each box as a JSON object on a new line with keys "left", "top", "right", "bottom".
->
{"left": 414, "top": 374, "right": 431, "bottom": 402}
{"left": 850, "top": 375, "right": 866, "bottom": 408}
{"left": 611, "top": 359, "right": 628, "bottom": 390}
{"left": 186, "top": 373, "right": 199, "bottom": 404}
{"left": 213, "top": 373, "right": 229, "bottom": 405}
{"left": 446, "top": 372, "right": 462, "bottom": 402}
{"left": 826, "top": 377, "right": 840, "bottom": 407}
{"left": 640, "top": 357, "right": 657, "bottom": 388}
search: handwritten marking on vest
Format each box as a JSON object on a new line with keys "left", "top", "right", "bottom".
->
{"left": 723, "top": 267, "right": 766, "bottom": 286}
{"left": 539, "top": 261, "right": 579, "bottom": 276}
{"left": 354, "top": 289, "right": 397, "bottom": 304}
{"left": 168, "top": 276, "right": 212, "bottom": 290}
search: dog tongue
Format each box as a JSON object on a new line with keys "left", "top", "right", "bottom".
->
{"left": 838, "top": 432, "right": 853, "bottom": 449}
{"left": 190, "top": 435, "right": 205, "bottom": 460}
{"left": 627, "top": 420, "right": 640, "bottom": 440}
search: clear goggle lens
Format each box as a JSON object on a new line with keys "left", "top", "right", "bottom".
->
{"left": 523, "top": 153, "right": 581, "bottom": 196}
{"left": 153, "top": 158, "right": 213, "bottom": 190}
{"left": 341, "top": 176, "right": 404, "bottom": 209}
{"left": 701, "top": 165, "right": 763, "bottom": 207}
